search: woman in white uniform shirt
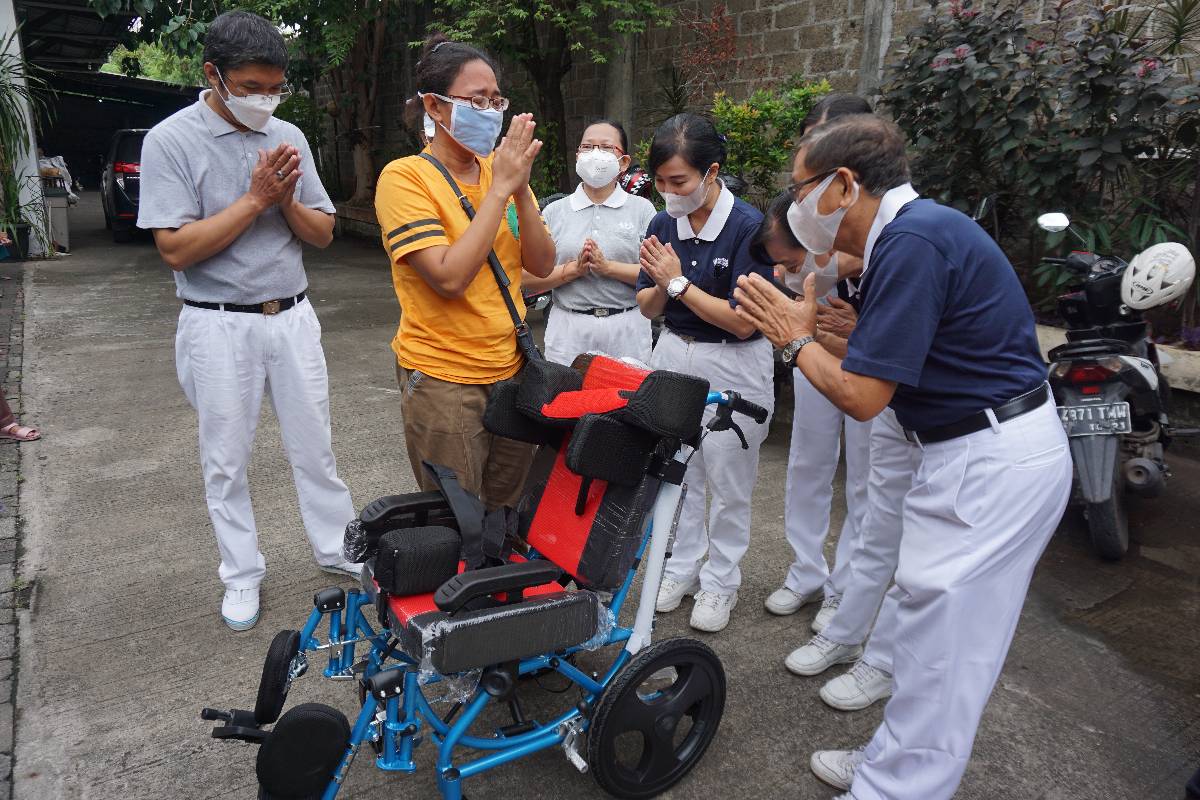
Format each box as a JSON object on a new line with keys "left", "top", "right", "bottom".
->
{"left": 530, "top": 120, "right": 656, "bottom": 366}
{"left": 637, "top": 113, "right": 775, "bottom": 633}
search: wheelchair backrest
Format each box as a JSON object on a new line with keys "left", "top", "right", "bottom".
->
{"left": 483, "top": 355, "right": 709, "bottom": 590}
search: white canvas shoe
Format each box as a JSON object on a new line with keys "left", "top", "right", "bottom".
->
{"left": 810, "top": 746, "right": 867, "bottom": 791}
{"left": 221, "top": 587, "right": 260, "bottom": 632}
{"left": 656, "top": 576, "right": 699, "bottom": 613}
{"left": 690, "top": 590, "right": 738, "bottom": 632}
{"left": 764, "top": 586, "right": 820, "bottom": 616}
{"left": 811, "top": 593, "right": 842, "bottom": 633}
{"left": 784, "top": 634, "right": 863, "bottom": 677}
{"left": 820, "top": 659, "right": 894, "bottom": 711}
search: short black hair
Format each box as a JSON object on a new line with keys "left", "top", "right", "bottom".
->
{"left": 648, "top": 113, "right": 727, "bottom": 175}
{"left": 750, "top": 191, "right": 800, "bottom": 264}
{"left": 798, "top": 114, "right": 910, "bottom": 195}
{"left": 414, "top": 33, "right": 498, "bottom": 97}
{"left": 582, "top": 118, "right": 629, "bottom": 154}
{"left": 800, "top": 93, "right": 873, "bottom": 135}
{"left": 203, "top": 11, "right": 289, "bottom": 74}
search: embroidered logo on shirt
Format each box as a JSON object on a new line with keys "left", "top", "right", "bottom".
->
{"left": 712, "top": 257, "right": 730, "bottom": 276}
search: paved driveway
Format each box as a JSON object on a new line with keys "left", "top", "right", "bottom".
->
{"left": 12, "top": 196, "right": 1200, "bottom": 799}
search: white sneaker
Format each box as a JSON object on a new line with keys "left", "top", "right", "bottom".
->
{"left": 820, "top": 659, "right": 894, "bottom": 711}
{"left": 320, "top": 561, "right": 363, "bottom": 579}
{"left": 764, "top": 586, "right": 820, "bottom": 616}
{"left": 811, "top": 593, "right": 842, "bottom": 633}
{"left": 784, "top": 633, "right": 863, "bottom": 677}
{"left": 690, "top": 590, "right": 737, "bottom": 632}
{"left": 222, "top": 587, "right": 260, "bottom": 632}
{"left": 656, "top": 576, "right": 699, "bottom": 613}
{"left": 810, "top": 746, "right": 867, "bottom": 791}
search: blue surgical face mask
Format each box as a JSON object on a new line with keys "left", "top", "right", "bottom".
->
{"left": 420, "top": 92, "right": 503, "bottom": 157}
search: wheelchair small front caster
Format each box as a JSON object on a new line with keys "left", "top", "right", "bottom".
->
{"left": 587, "top": 637, "right": 726, "bottom": 799}
{"left": 256, "top": 630, "right": 304, "bottom": 725}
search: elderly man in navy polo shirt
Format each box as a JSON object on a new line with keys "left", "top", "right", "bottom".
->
{"left": 734, "top": 115, "right": 1071, "bottom": 800}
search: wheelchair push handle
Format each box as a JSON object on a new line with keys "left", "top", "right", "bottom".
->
{"left": 708, "top": 390, "right": 769, "bottom": 425}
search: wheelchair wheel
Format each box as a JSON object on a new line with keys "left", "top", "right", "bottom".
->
{"left": 256, "top": 630, "right": 303, "bottom": 725}
{"left": 588, "top": 637, "right": 726, "bottom": 799}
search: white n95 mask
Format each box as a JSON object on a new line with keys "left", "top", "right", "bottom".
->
{"left": 787, "top": 172, "right": 859, "bottom": 255}
{"left": 216, "top": 69, "right": 280, "bottom": 132}
{"left": 782, "top": 251, "right": 839, "bottom": 298}
{"left": 576, "top": 149, "right": 621, "bottom": 189}
{"left": 662, "top": 174, "right": 714, "bottom": 219}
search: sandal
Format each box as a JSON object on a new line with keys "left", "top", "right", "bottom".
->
{"left": 0, "top": 423, "right": 39, "bottom": 442}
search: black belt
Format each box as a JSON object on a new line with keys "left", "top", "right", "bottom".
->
{"left": 904, "top": 383, "right": 1050, "bottom": 445}
{"left": 184, "top": 292, "right": 305, "bottom": 315}
{"left": 564, "top": 305, "right": 637, "bottom": 318}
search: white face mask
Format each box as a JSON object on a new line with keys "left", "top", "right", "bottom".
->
{"left": 576, "top": 149, "right": 621, "bottom": 189}
{"left": 781, "top": 251, "right": 839, "bottom": 298}
{"left": 216, "top": 69, "right": 280, "bottom": 132}
{"left": 786, "top": 172, "right": 859, "bottom": 255}
{"left": 662, "top": 171, "right": 714, "bottom": 219}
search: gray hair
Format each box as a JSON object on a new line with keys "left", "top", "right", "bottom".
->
{"left": 203, "top": 11, "right": 288, "bottom": 73}
{"left": 798, "top": 114, "right": 910, "bottom": 196}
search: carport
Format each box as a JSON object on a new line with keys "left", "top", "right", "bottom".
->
{"left": 15, "top": 0, "right": 195, "bottom": 188}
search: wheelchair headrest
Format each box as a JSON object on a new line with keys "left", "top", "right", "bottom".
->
{"left": 483, "top": 355, "right": 710, "bottom": 447}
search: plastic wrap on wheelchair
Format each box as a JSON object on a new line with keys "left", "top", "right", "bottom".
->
{"left": 202, "top": 354, "right": 732, "bottom": 800}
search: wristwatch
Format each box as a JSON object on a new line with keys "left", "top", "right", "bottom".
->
{"left": 666, "top": 276, "right": 692, "bottom": 300}
{"left": 780, "top": 335, "right": 816, "bottom": 365}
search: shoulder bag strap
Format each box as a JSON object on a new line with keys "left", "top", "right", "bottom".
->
{"left": 418, "top": 152, "right": 543, "bottom": 362}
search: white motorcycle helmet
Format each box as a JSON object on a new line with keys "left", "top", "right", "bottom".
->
{"left": 1121, "top": 242, "right": 1196, "bottom": 310}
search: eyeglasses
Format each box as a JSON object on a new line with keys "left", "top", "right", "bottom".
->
{"left": 216, "top": 68, "right": 293, "bottom": 101}
{"left": 786, "top": 169, "right": 839, "bottom": 203}
{"left": 434, "top": 92, "right": 510, "bottom": 112}
{"left": 577, "top": 144, "right": 625, "bottom": 156}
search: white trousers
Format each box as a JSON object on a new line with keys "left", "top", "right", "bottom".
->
{"left": 850, "top": 398, "right": 1071, "bottom": 800}
{"left": 652, "top": 331, "right": 774, "bottom": 594}
{"left": 175, "top": 299, "right": 356, "bottom": 589}
{"left": 823, "top": 408, "right": 916, "bottom": 648}
{"left": 543, "top": 306, "right": 654, "bottom": 367}
{"left": 783, "top": 369, "right": 873, "bottom": 596}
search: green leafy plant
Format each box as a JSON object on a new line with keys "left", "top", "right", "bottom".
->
{"left": 100, "top": 42, "right": 205, "bottom": 85}
{"left": 882, "top": 0, "right": 1199, "bottom": 259}
{"left": 0, "top": 28, "right": 53, "bottom": 254}
{"left": 709, "top": 79, "right": 830, "bottom": 208}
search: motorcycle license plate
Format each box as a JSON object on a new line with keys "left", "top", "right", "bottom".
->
{"left": 1058, "top": 402, "right": 1132, "bottom": 437}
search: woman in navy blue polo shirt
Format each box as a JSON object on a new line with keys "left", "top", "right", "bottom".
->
{"left": 636, "top": 113, "right": 775, "bottom": 633}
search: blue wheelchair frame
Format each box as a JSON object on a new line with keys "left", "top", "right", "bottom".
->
{"left": 260, "top": 391, "right": 748, "bottom": 800}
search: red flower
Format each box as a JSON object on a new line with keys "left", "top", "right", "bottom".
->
{"left": 954, "top": 44, "right": 972, "bottom": 58}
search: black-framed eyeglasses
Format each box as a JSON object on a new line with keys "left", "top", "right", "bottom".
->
{"left": 577, "top": 143, "right": 625, "bottom": 156}
{"left": 786, "top": 168, "right": 839, "bottom": 204}
{"left": 435, "top": 92, "right": 510, "bottom": 112}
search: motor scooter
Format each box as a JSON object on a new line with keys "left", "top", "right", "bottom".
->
{"left": 1037, "top": 212, "right": 1197, "bottom": 559}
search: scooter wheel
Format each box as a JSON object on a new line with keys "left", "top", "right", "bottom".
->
{"left": 588, "top": 637, "right": 725, "bottom": 799}
{"left": 1085, "top": 463, "right": 1130, "bottom": 560}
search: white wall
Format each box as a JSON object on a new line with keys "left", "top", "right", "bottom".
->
{"left": 0, "top": 0, "right": 46, "bottom": 256}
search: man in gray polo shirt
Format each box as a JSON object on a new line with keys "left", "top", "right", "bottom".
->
{"left": 138, "top": 10, "right": 358, "bottom": 632}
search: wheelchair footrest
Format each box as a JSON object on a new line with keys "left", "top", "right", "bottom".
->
{"left": 201, "top": 708, "right": 267, "bottom": 744}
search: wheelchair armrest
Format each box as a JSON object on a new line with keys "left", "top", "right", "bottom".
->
{"left": 434, "top": 561, "right": 564, "bottom": 615}
{"left": 359, "top": 491, "right": 449, "bottom": 532}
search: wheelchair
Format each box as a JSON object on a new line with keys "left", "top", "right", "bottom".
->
{"left": 202, "top": 354, "right": 768, "bottom": 800}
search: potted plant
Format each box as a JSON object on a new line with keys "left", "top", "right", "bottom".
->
{"left": 0, "top": 28, "right": 50, "bottom": 261}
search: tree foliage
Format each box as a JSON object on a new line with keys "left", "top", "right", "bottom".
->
{"left": 882, "top": 0, "right": 1200, "bottom": 318}
{"left": 101, "top": 42, "right": 204, "bottom": 85}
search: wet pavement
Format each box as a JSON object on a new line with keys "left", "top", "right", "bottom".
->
{"left": 11, "top": 195, "right": 1200, "bottom": 799}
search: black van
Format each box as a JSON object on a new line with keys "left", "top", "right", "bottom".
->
{"left": 100, "top": 129, "right": 148, "bottom": 243}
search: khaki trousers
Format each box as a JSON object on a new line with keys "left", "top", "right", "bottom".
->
{"left": 396, "top": 364, "right": 535, "bottom": 509}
